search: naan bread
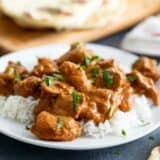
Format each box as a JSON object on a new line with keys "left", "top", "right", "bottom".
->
{"left": 84, "top": 0, "right": 127, "bottom": 28}
{"left": 0, "top": 0, "right": 103, "bottom": 30}
{"left": 148, "top": 146, "right": 160, "bottom": 160}
{"left": 0, "top": 0, "right": 130, "bottom": 30}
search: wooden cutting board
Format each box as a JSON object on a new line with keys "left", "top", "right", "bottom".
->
{"left": 0, "top": 0, "right": 160, "bottom": 53}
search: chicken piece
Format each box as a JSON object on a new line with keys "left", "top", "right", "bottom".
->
{"left": 48, "top": 93, "right": 74, "bottom": 117}
{"left": 132, "top": 57, "right": 160, "bottom": 81}
{"left": 98, "top": 59, "right": 120, "bottom": 69}
{"left": 85, "top": 64, "right": 101, "bottom": 80}
{"left": 88, "top": 89, "right": 110, "bottom": 114}
{"left": 32, "top": 58, "right": 58, "bottom": 77}
{"left": 57, "top": 42, "right": 95, "bottom": 65}
{"left": 53, "top": 92, "right": 102, "bottom": 123}
{"left": 96, "top": 59, "right": 127, "bottom": 90}
{"left": 0, "top": 74, "right": 14, "bottom": 96}
{"left": 40, "top": 81, "right": 74, "bottom": 96}
{"left": 34, "top": 94, "right": 56, "bottom": 116}
{"left": 4, "top": 61, "right": 28, "bottom": 79}
{"left": 88, "top": 89, "right": 122, "bottom": 119}
{"left": 34, "top": 81, "right": 74, "bottom": 115}
{"left": 35, "top": 80, "right": 101, "bottom": 123}
{"left": 0, "top": 61, "right": 29, "bottom": 96}
{"left": 14, "top": 76, "right": 42, "bottom": 98}
{"left": 95, "top": 67, "right": 127, "bottom": 91}
{"left": 31, "top": 111, "right": 81, "bottom": 141}
{"left": 60, "top": 61, "right": 92, "bottom": 92}
{"left": 119, "top": 84, "right": 134, "bottom": 112}
{"left": 127, "top": 71, "right": 160, "bottom": 105}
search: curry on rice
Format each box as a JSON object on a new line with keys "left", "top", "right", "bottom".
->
{"left": 0, "top": 42, "right": 159, "bottom": 141}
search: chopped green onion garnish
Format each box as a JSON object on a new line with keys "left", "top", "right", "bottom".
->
{"left": 91, "top": 56, "right": 101, "bottom": 62}
{"left": 84, "top": 54, "right": 92, "bottom": 66}
{"left": 90, "top": 67, "right": 100, "bottom": 78}
{"left": 72, "top": 91, "right": 81, "bottom": 112}
{"left": 71, "top": 42, "right": 82, "bottom": 50}
{"left": 16, "top": 61, "right": 22, "bottom": 66}
{"left": 43, "top": 76, "right": 54, "bottom": 86}
{"left": 14, "top": 72, "right": 21, "bottom": 82}
{"left": 57, "top": 118, "right": 63, "bottom": 129}
{"left": 121, "top": 129, "right": 127, "bottom": 137}
{"left": 84, "top": 54, "right": 101, "bottom": 66}
{"left": 53, "top": 72, "right": 64, "bottom": 81}
{"left": 79, "top": 65, "right": 86, "bottom": 70}
{"left": 127, "top": 75, "right": 136, "bottom": 82}
{"left": 103, "top": 70, "right": 113, "bottom": 87}
{"left": 140, "top": 119, "right": 145, "bottom": 123}
{"left": 7, "top": 67, "right": 15, "bottom": 76}
{"left": 89, "top": 78, "right": 95, "bottom": 84}
{"left": 108, "top": 107, "right": 114, "bottom": 118}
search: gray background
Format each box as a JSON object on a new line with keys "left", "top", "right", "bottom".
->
{"left": 0, "top": 30, "right": 160, "bottom": 160}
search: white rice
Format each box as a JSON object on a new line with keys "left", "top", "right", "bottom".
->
{"left": 0, "top": 96, "right": 39, "bottom": 124}
{"left": 82, "top": 120, "right": 112, "bottom": 138}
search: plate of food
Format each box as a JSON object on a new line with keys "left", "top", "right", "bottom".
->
{"left": 0, "top": 43, "right": 160, "bottom": 150}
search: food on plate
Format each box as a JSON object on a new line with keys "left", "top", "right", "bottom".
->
{"left": 0, "top": 43, "right": 160, "bottom": 141}
{"left": 0, "top": 0, "right": 127, "bottom": 30}
{"left": 32, "top": 111, "right": 81, "bottom": 141}
{"left": 127, "top": 71, "right": 160, "bottom": 105}
{"left": 148, "top": 146, "right": 160, "bottom": 160}
{"left": 132, "top": 57, "right": 160, "bottom": 81}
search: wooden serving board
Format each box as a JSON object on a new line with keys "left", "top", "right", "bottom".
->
{"left": 0, "top": 0, "right": 160, "bottom": 53}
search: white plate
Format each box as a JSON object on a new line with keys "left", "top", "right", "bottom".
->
{"left": 0, "top": 43, "right": 160, "bottom": 150}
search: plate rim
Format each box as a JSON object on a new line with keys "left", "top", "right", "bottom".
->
{"left": 0, "top": 43, "right": 160, "bottom": 150}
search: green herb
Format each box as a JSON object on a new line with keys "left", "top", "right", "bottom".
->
{"left": 57, "top": 118, "right": 63, "bottom": 129}
{"left": 140, "top": 119, "right": 145, "bottom": 123}
{"left": 79, "top": 65, "right": 86, "bottom": 70}
{"left": 103, "top": 70, "right": 113, "bottom": 87}
{"left": 108, "top": 107, "right": 114, "bottom": 118}
{"left": 121, "top": 129, "right": 127, "bottom": 137}
{"left": 91, "top": 56, "right": 101, "bottom": 62}
{"left": 149, "top": 136, "right": 155, "bottom": 141}
{"left": 16, "top": 61, "right": 22, "bottom": 66}
{"left": 90, "top": 67, "right": 100, "bottom": 78}
{"left": 7, "top": 67, "right": 15, "bottom": 76}
{"left": 72, "top": 91, "right": 81, "bottom": 112}
{"left": 71, "top": 42, "right": 82, "bottom": 50}
{"left": 77, "top": 64, "right": 86, "bottom": 70}
{"left": 89, "top": 78, "right": 95, "bottom": 84}
{"left": 43, "top": 76, "right": 54, "bottom": 86}
{"left": 84, "top": 54, "right": 92, "bottom": 66}
{"left": 53, "top": 72, "right": 64, "bottom": 81}
{"left": 127, "top": 75, "right": 136, "bottom": 82}
{"left": 14, "top": 72, "right": 21, "bottom": 82}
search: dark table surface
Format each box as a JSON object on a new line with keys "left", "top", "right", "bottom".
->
{"left": 1, "top": 30, "right": 160, "bottom": 160}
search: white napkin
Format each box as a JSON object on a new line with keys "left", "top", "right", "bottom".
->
{"left": 121, "top": 16, "right": 160, "bottom": 56}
